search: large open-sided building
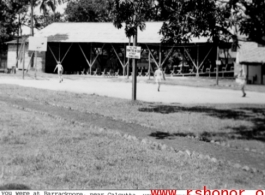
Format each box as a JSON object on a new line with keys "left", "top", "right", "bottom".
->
{"left": 32, "top": 22, "right": 227, "bottom": 76}
{"left": 6, "top": 22, "right": 245, "bottom": 78}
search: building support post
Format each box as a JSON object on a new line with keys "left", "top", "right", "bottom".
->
{"left": 196, "top": 45, "right": 199, "bottom": 77}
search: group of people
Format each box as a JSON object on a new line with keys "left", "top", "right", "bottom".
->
{"left": 154, "top": 66, "right": 247, "bottom": 97}
{"left": 54, "top": 62, "right": 247, "bottom": 97}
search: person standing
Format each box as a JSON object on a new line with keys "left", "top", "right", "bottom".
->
{"left": 154, "top": 67, "right": 165, "bottom": 92}
{"left": 54, "top": 61, "right": 64, "bottom": 83}
{"left": 235, "top": 67, "right": 247, "bottom": 97}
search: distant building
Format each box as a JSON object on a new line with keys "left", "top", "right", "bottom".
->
{"left": 237, "top": 41, "right": 265, "bottom": 84}
{"left": 31, "top": 22, "right": 218, "bottom": 76}
{"left": 9, "top": 22, "right": 260, "bottom": 80}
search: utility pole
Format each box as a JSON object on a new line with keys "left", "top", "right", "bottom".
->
{"left": 216, "top": 46, "right": 221, "bottom": 85}
{"left": 132, "top": 27, "right": 137, "bottom": 101}
{"left": 127, "top": 37, "right": 131, "bottom": 79}
{"left": 31, "top": 0, "right": 34, "bottom": 36}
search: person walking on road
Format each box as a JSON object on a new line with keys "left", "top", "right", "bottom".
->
{"left": 54, "top": 62, "right": 64, "bottom": 83}
{"left": 235, "top": 67, "right": 247, "bottom": 97}
{"left": 154, "top": 66, "right": 165, "bottom": 92}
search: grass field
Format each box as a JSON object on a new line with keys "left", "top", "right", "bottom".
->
{"left": 0, "top": 73, "right": 265, "bottom": 189}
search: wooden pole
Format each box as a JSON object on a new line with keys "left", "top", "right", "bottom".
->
{"left": 16, "top": 15, "right": 19, "bottom": 69}
{"left": 59, "top": 42, "right": 60, "bottom": 62}
{"left": 34, "top": 51, "right": 37, "bottom": 79}
{"left": 216, "top": 46, "right": 219, "bottom": 85}
{"left": 196, "top": 44, "right": 199, "bottom": 77}
{"left": 22, "top": 39, "right": 25, "bottom": 79}
{"left": 127, "top": 37, "right": 131, "bottom": 79}
{"left": 132, "top": 28, "right": 137, "bottom": 101}
{"left": 31, "top": 0, "right": 34, "bottom": 36}
{"left": 90, "top": 43, "right": 92, "bottom": 75}
{"left": 148, "top": 50, "right": 151, "bottom": 80}
{"left": 159, "top": 44, "right": 162, "bottom": 68}
{"left": 123, "top": 44, "right": 126, "bottom": 76}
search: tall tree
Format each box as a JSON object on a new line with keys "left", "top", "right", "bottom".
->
{"left": 112, "top": 0, "right": 154, "bottom": 38}
{"left": 112, "top": 0, "right": 154, "bottom": 101}
{"left": 39, "top": 0, "right": 64, "bottom": 14}
{"left": 159, "top": 0, "right": 240, "bottom": 80}
{"left": 65, "top": 0, "right": 114, "bottom": 22}
{"left": 34, "top": 0, "right": 67, "bottom": 31}
{"left": 160, "top": 0, "right": 234, "bottom": 44}
{"left": 35, "top": 12, "right": 64, "bottom": 29}
{"left": 0, "top": 0, "right": 29, "bottom": 50}
{"left": 239, "top": 0, "right": 265, "bottom": 44}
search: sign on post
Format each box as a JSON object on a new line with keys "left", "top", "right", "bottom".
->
{"left": 126, "top": 46, "right": 141, "bottom": 59}
{"left": 28, "top": 37, "right": 47, "bottom": 52}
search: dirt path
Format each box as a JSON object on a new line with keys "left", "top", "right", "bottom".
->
{"left": 1, "top": 76, "right": 265, "bottom": 104}
{"left": 1, "top": 96, "right": 265, "bottom": 173}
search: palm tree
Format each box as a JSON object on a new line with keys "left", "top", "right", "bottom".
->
{"left": 39, "top": 0, "right": 64, "bottom": 14}
{"left": 30, "top": 0, "right": 65, "bottom": 35}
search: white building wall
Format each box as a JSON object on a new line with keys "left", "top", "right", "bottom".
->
{"left": 7, "top": 44, "right": 45, "bottom": 71}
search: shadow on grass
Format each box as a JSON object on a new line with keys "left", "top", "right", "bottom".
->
{"left": 139, "top": 105, "right": 265, "bottom": 142}
{"left": 0, "top": 183, "right": 30, "bottom": 190}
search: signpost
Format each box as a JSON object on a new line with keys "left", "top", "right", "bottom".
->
{"left": 216, "top": 59, "right": 221, "bottom": 85}
{"left": 126, "top": 35, "right": 141, "bottom": 101}
{"left": 126, "top": 46, "right": 141, "bottom": 59}
{"left": 28, "top": 37, "right": 47, "bottom": 52}
{"left": 28, "top": 37, "right": 47, "bottom": 79}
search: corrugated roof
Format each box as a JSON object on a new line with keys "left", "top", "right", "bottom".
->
{"left": 239, "top": 41, "right": 265, "bottom": 64}
{"left": 34, "top": 22, "right": 209, "bottom": 44}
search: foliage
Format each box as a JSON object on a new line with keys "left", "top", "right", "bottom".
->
{"left": 149, "top": 0, "right": 176, "bottom": 21}
{"left": 168, "top": 51, "right": 182, "bottom": 66}
{"left": 64, "top": 0, "right": 114, "bottom": 22}
{"left": 0, "top": 0, "right": 29, "bottom": 43}
{"left": 35, "top": 12, "right": 64, "bottom": 29}
{"left": 239, "top": 0, "right": 265, "bottom": 44}
{"left": 112, "top": 0, "right": 154, "bottom": 37}
{"left": 160, "top": 0, "right": 235, "bottom": 45}
{"left": 38, "top": 0, "right": 65, "bottom": 14}
{"left": 159, "top": 0, "right": 265, "bottom": 46}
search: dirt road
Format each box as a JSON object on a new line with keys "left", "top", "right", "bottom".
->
{"left": 0, "top": 76, "right": 265, "bottom": 104}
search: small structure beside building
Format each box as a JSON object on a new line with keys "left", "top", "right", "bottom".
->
{"left": 238, "top": 41, "right": 265, "bottom": 85}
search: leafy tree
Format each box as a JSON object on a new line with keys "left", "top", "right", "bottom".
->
{"left": 39, "top": 0, "right": 65, "bottom": 14}
{"left": 159, "top": 0, "right": 242, "bottom": 79}
{"left": 35, "top": 12, "right": 64, "bottom": 29}
{"left": 112, "top": 0, "right": 154, "bottom": 37}
{"left": 111, "top": 0, "right": 155, "bottom": 100}
{"left": 0, "top": 1, "right": 29, "bottom": 42}
{"left": 149, "top": 0, "right": 176, "bottom": 21}
{"left": 0, "top": 0, "right": 30, "bottom": 53}
{"left": 160, "top": 0, "right": 234, "bottom": 44}
{"left": 239, "top": 0, "right": 265, "bottom": 44}
{"left": 65, "top": 0, "right": 114, "bottom": 22}
{"left": 20, "top": 0, "right": 66, "bottom": 34}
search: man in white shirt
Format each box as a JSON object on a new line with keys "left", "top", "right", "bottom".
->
{"left": 154, "top": 67, "right": 165, "bottom": 92}
{"left": 54, "top": 62, "right": 64, "bottom": 83}
{"left": 235, "top": 68, "right": 246, "bottom": 97}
